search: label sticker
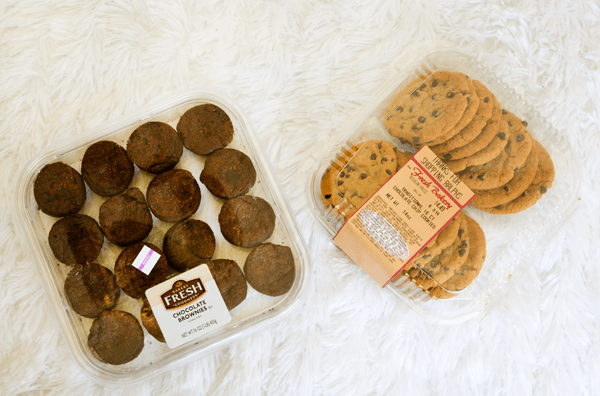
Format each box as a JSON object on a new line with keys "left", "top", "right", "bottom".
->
{"left": 132, "top": 245, "right": 161, "bottom": 275}
{"left": 145, "top": 264, "right": 232, "bottom": 349}
{"left": 333, "top": 146, "right": 474, "bottom": 287}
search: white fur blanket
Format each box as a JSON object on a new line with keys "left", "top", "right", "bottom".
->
{"left": 1, "top": 1, "right": 599, "bottom": 395}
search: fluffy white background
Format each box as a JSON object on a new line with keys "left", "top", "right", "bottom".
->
{"left": 1, "top": 0, "right": 599, "bottom": 395}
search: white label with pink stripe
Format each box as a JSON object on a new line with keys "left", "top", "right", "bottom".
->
{"left": 132, "top": 245, "right": 161, "bottom": 275}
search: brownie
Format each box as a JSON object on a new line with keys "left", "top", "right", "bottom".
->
{"left": 146, "top": 169, "right": 201, "bottom": 223}
{"left": 141, "top": 298, "right": 165, "bottom": 343}
{"left": 200, "top": 149, "right": 256, "bottom": 199}
{"left": 88, "top": 310, "right": 144, "bottom": 365}
{"left": 64, "top": 263, "right": 120, "bottom": 318}
{"left": 114, "top": 242, "right": 169, "bottom": 299}
{"left": 163, "top": 219, "right": 215, "bottom": 272}
{"left": 99, "top": 188, "right": 153, "bottom": 247}
{"left": 176, "top": 104, "right": 234, "bottom": 155}
{"left": 126, "top": 122, "right": 183, "bottom": 173}
{"left": 244, "top": 243, "right": 295, "bottom": 297}
{"left": 81, "top": 140, "right": 134, "bottom": 196}
{"left": 207, "top": 259, "right": 247, "bottom": 310}
{"left": 48, "top": 214, "right": 104, "bottom": 265}
{"left": 33, "top": 162, "right": 86, "bottom": 217}
{"left": 218, "top": 195, "right": 276, "bottom": 248}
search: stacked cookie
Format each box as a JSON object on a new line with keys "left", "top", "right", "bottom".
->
{"left": 384, "top": 70, "right": 555, "bottom": 215}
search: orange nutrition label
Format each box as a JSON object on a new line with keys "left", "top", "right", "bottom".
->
{"left": 333, "top": 146, "right": 474, "bottom": 287}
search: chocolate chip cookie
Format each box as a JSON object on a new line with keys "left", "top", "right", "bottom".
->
{"left": 384, "top": 71, "right": 470, "bottom": 147}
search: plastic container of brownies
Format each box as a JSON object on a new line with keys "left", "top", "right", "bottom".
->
{"left": 302, "top": 41, "right": 581, "bottom": 325}
{"left": 13, "top": 89, "right": 310, "bottom": 383}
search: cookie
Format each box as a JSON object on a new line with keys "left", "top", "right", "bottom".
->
{"left": 48, "top": 214, "right": 104, "bottom": 266}
{"left": 81, "top": 141, "right": 134, "bottom": 197}
{"left": 88, "top": 310, "right": 144, "bottom": 365}
{"left": 244, "top": 243, "right": 295, "bottom": 297}
{"left": 319, "top": 143, "right": 363, "bottom": 216}
{"left": 430, "top": 73, "right": 480, "bottom": 145}
{"left": 471, "top": 142, "right": 539, "bottom": 209}
{"left": 126, "top": 122, "right": 183, "bottom": 174}
{"left": 430, "top": 215, "right": 486, "bottom": 299}
{"left": 176, "top": 104, "right": 234, "bottom": 155}
{"left": 218, "top": 195, "right": 276, "bottom": 248}
{"left": 456, "top": 111, "right": 533, "bottom": 190}
{"left": 383, "top": 71, "right": 470, "bottom": 147}
{"left": 407, "top": 213, "right": 470, "bottom": 290}
{"left": 141, "top": 298, "right": 165, "bottom": 343}
{"left": 442, "top": 96, "right": 503, "bottom": 161}
{"left": 163, "top": 219, "right": 216, "bottom": 272}
{"left": 443, "top": 119, "right": 509, "bottom": 173}
{"left": 200, "top": 148, "right": 256, "bottom": 199}
{"left": 146, "top": 169, "right": 201, "bottom": 223}
{"left": 34, "top": 162, "right": 86, "bottom": 217}
{"left": 99, "top": 187, "right": 153, "bottom": 247}
{"left": 481, "top": 141, "right": 554, "bottom": 214}
{"left": 114, "top": 242, "right": 170, "bottom": 299}
{"left": 429, "top": 79, "right": 495, "bottom": 155}
{"left": 207, "top": 259, "right": 247, "bottom": 310}
{"left": 64, "top": 263, "right": 120, "bottom": 318}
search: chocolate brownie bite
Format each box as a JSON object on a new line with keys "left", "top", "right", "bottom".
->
{"left": 163, "top": 219, "right": 215, "bottom": 272}
{"left": 88, "top": 310, "right": 144, "bottom": 365}
{"left": 207, "top": 259, "right": 247, "bottom": 310}
{"left": 141, "top": 298, "right": 165, "bottom": 343}
{"left": 99, "top": 187, "right": 153, "bottom": 247}
{"left": 48, "top": 214, "right": 104, "bottom": 265}
{"left": 126, "top": 122, "right": 183, "bottom": 174}
{"left": 176, "top": 104, "right": 234, "bottom": 155}
{"left": 114, "top": 242, "right": 169, "bottom": 299}
{"left": 244, "top": 243, "right": 295, "bottom": 297}
{"left": 34, "top": 162, "right": 86, "bottom": 217}
{"left": 218, "top": 195, "right": 276, "bottom": 248}
{"left": 146, "top": 169, "right": 201, "bottom": 223}
{"left": 81, "top": 141, "right": 134, "bottom": 196}
{"left": 200, "top": 149, "right": 256, "bottom": 199}
{"left": 64, "top": 263, "right": 120, "bottom": 318}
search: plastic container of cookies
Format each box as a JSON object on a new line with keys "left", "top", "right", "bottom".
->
{"left": 13, "top": 89, "right": 310, "bottom": 383}
{"left": 301, "top": 42, "right": 581, "bottom": 324}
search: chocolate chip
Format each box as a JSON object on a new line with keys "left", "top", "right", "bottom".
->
{"left": 483, "top": 97, "right": 489, "bottom": 103}
{"left": 409, "top": 106, "right": 414, "bottom": 112}
{"left": 398, "top": 106, "right": 404, "bottom": 113}
{"left": 338, "top": 180, "right": 343, "bottom": 186}
{"left": 447, "top": 91, "right": 455, "bottom": 98}
{"left": 502, "top": 109, "right": 507, "bottom": 114}
{"left": 377, "top": 142, "right": 383, "bottom": 149}
{"left": 508, "top": 121, "right": 513, "bottom": 126}
{"left": 418, "top": 116, "right": 426, "bottom": 123}
{"left": 381, "top": 157, "right": 388, "bottom": 163}
{"left": 495, "top": 204, "right": 504, "bottom": 209}
{"left": 458, "top": 229, "right": 464, "bottom": 238}
{"left": 324, "top": 194, "right": 331, "bottom": 199}
{"left": 359, "top": 173, "right": 367, "bottom": 180}
{"left": 400, "top": 124, "right": 405, "bottom": 129}
{"left": 432, "top": 110, "right": 439, "bottom": 117}
{"left": 420, "top": 84, "right": 426, "bottom": 90}
{"left": 411, "top": 91, "right": 420, "bottom": 97}
{"left": 443, "top": 266, "right": 450, "bottom": 272}
{"left": 430, "top": 260, "right": 440, "bottom": 268}
{"left": 497, "top": 132, "right": 506, "bottom": 140}
{"left": 338, "top": 192, "right": 344, "bottom": 198}
{"left": 517, "top": 135, "right": 525, "bottom": 142}
{"left": 443, "top": 154, "right": 452, "bottom": 161}
{"left": 503, "top": 186, "right": 509, "bottom": 192}
{"left": 431, "top": 79, "right": 438, "bottom": 87}
{"left": 460, "top": 240, "right": 468, "bottom": 248}
{"left": 540, "top": 186, "right": 547, "bottom": 194}
{"left": 370, "top": 154, "right": 377, "bottom": 160}
{"left": 412, "top": 136, "right": 420, "bottom": 144}
{"left": 432, "top": 94, "right": 438, "bottom": 100}
{"left": 339, "top": 171, "right": 345, "bottom": 178}
{"left": 386, "top": 169, "right": 392, "bottom": 175}
{"left": 467, "top": 97, "right": 471, "bottom": 104}
{"left": 469, "top": 175, "right": 474, "bottom": 179}
{"left": 459, "top": 249, "right": 466, "bottom": 257}
{"left": 514, "top": 168, "right": 519, "bottom": 175}
{"left": 477, "top": 174, "right": 486, "bottom": 181}
{"left": 412, "top": 124, "right": 420, "bottom": 131}
{"left": 350, "top": 192, "right": 357, "bottom": 198}
{"left": 423, "top": 254, "right": 431, "bottom": 259}
{"left": 522, "top": 120, "right": 528, "bottom": 126}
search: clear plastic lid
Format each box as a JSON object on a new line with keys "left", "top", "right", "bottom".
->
{"left": 302, "top": 43, "right": 581, "bottom": 324}
{"left": 13, "top": 89, "right": 310, "bottom": 383}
